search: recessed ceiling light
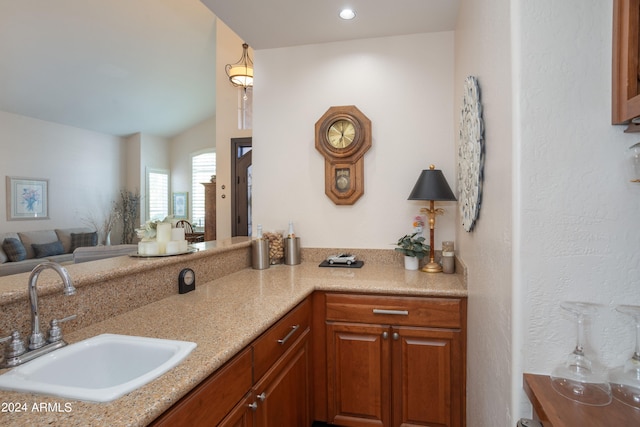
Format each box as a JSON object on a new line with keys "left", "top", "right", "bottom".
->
{"left": 339, "top": 9, "right": 356, "bottom": 20}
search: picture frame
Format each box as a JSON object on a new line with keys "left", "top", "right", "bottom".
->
{"left": 172, "top": 192, "right": 188, "bottom": 219}
{"left": 6, "top": 176, "right": 49, "bottom": 220}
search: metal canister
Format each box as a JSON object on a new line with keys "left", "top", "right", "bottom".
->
{"left": 284, "top": 237, "right": 300, "bottom": 265}
{"left": 252, "top": 239, "right": 270, "bottom": 270}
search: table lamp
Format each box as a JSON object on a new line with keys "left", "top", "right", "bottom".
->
{"left": 408, "top": 164, "right": 457, "bottom": 273}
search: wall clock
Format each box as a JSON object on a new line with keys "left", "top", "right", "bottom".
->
{"left": 457, "top": 76, "right": 485, "bottom": 232}
{"left": 315, "top": 105, "right": 371, "bottom": 205}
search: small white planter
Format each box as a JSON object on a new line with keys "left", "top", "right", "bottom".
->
{"left": 404, "top": 256, "right": 419, "bottom": 271}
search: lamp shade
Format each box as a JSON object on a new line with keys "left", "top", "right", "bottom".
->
{"left": 225, "top": 43, "right": 254, "bottom": 89}
{"left": 408, "top": 165, "right": 457, "bottom": 201}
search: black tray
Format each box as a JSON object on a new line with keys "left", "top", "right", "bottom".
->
{"left": 318, "top": 260, "right": 364, "bottom": 268}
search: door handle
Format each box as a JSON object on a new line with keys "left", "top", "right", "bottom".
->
{"left": 372, "top": 309, "right": 409, "bottom": 316}
{"left": 277, "top": 324, "right": 300, "bottom": 345}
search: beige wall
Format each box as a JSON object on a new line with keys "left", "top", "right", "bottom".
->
{"left": 252, "top": 32, "right": 456, "bottom": 248}
{"left": 170, "top": 116, "right": 216, "bottom": 217}
{"left": 0, "top": 110, "right": 124, "bottom": 235}
{"left": 215, "top": 19, "right": 252, "bottom": 239}
{"left": 454, "top": 0, "right": 513, "bottom": 424}
{"left": 516, "top": 0, "right": 640, "bottom": 417}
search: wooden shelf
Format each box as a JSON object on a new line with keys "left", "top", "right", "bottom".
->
{"left": 523, "top": 373, "right": 640, "bottom": 427}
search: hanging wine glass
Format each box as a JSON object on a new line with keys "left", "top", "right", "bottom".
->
{"left": 608, "top": 304, "right": 640, "bottom": 409}
{"left": 550, "top": 301, "right": 612, "bottom": 406}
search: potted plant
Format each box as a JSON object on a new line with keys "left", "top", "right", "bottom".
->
{"left": 395, "top": 233, "right": 429, "bottom": 270}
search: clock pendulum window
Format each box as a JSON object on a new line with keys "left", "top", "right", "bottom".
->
{"left": 315, "top": 105, "right": 372, "bottom": 205}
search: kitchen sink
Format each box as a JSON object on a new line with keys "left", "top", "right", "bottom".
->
{"left": 0, "top": 334, "right": 196, "bottom": 402}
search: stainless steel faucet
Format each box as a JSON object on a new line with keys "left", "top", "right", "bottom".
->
{"left": 28, "top": 262, "right": 76, "bottom": 350}
{"left": 0, "top": 262, "right": 77, "bottom": 368}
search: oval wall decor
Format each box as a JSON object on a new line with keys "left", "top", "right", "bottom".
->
{"left": 457, "top": 76, "right": 485, "bottom": 232}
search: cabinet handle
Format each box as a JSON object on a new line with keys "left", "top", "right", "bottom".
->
{"left": 372, "top": 309, "right": 409, "bottom": 316}
{"left": 277, "top": 324, "right": 300, "bottom": 345}
{"left": 248, "top": 402, "right": 258, "bottom": 411}
{"left": 392, "top": 332, "right": 399, "bottom": 341}
{"left": 382, "top": 331, "right": 389, "bottom": 340}
{"left": 257, "top": 392, "right": 266, "bottom": 401}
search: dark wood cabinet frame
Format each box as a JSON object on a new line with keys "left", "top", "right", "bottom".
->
{"left": 613, "top": 0, "right": 640, "bottom": 127}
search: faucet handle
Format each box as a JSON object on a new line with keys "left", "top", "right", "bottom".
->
{"left": 0, "top": 331, "right": 27, "bottom": 358}
{"left": 48, "top": 314, "right": 77, "bottom": 343}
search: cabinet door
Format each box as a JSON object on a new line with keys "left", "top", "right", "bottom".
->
{"left": 150, "top": 347, "right": 252, "bottom": 427}
{"left": 253, "top": 329, "right": 311, "bottom": 427}
{"left": 392, "top": 327, "right": 462, "bottom": 427}
{"left": 326, "top": 322, "right": 390, "bottom": 427}
{"left": 218, "top": 392, "right": 255, "bottom": 427}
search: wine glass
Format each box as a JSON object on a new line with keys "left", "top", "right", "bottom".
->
{"left": 608, "top": 304, "right": 640, "bottom": 409}
{"left": 550, "top": 301, "right": 612, "bottom": 406}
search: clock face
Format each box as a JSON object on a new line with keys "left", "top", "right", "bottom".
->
{"left": 327, "top": 119, "right": 356, "bottom": 149}
{"left": 183, "top": 269, "right": 194, "bottom": 284}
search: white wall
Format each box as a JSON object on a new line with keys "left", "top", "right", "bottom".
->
{"left": 215, "top": 19, "right": 252, "bottom": 239}
{"left": 0, "top": 110, "right": 124, "bottom": 234}
{"left": 252, "top": 32, "right": 456, "bottom": 248}
{"left": 170, "top": 115, "right": 216, "bottom": 219}
{"left": 516, "top": 0, "right": 640, "bottom": 415}
{"left": 454, "top": 0, "right": 513, "bottom": 424}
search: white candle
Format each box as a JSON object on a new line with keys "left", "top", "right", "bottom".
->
{"left": 156, "top": 223, "right": 171, "bottom": 243}
{"left": 146, "top": 241, "right": 160, "bottom": 255}
{"left": 165, "top": 241, "right": 181, "bottom": 255}
{"left": 179, "top": 240, "right": 189, "bottom": 252}
{"left": 171, "top": 227, "right": 185, "bottom": 241}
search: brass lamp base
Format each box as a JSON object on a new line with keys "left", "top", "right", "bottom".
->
{"left": 421, "top": 261, "right": 442, "bottom": 273}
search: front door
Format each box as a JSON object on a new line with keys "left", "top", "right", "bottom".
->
{"left": 231, "top": 138, "right": 252, "bottom": 236}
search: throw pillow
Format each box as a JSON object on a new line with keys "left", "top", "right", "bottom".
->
{"left": 32, "top": 240, "right": 65, "bottom": 258}
{"left": 70, "top": 232, "right": 98, "bottom": 252}
{"left": 2, "top": 238, "right": 27, "bottom": 262}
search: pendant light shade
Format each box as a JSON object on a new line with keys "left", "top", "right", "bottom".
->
{"left": 225, "top": 43, "right": 254, "bottom": 89}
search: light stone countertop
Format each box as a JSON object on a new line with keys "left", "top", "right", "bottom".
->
{"left": 0, "top": 261, "right": 466, "bottom": 427}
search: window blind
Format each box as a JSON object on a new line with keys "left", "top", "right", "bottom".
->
{"left": 191, "top": 152, "right": 216, "bottom": 228}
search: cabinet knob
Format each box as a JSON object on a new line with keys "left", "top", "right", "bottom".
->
{"left": 392, "top": 332, "right": 399, "bottom": 341}
{"left": 382, "top": 331, "right": 389, "bottom": 339}
{"left": 257, "top": 392, "right": 266, "bottom": 401}
{"left": 248, "top": 402, "right": 258, "bottom": 411}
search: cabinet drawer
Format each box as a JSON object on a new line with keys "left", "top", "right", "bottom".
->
{"left": 253, "top": 298, "right": 311, "bottom": 380}
{"left": 325, "top": 293, "right": 463, "bottom": 328}
{"left": 151, "top": 347, "right": 252, "bottom": 427}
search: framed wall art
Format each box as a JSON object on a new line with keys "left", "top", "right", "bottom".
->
{"left": 6, "top": 176, "right": 49, "bottom": 220}
{"left": 172, "top": 192, "right": 188, "bottom": 219}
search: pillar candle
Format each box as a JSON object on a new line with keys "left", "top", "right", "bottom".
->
{"left": 171, "top": 227, "right": 185, "bottom": 241}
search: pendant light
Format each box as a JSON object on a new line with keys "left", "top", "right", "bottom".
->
{"left": 225, "top": 43, "right": 253, "bottom": 100}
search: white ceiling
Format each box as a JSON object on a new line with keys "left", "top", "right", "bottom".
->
{"left": 202, "top": 0, "right": 460, "bottom": 50}
{"left": 0, "top": 0, "right": 217, "bottom": 138}
{"left": 0, "top": 0, "right": 459, "bottom": 138}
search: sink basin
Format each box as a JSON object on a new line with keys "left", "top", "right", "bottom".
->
{"left": 0, "top": 334, "right": 196, "bottom": 402}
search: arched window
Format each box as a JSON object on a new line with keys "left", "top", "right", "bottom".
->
{"left": 191, "top": 151, "right": 216, "bottom": 227}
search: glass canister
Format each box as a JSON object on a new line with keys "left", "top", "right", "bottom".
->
{"left": 263, "top": 231, "right": 284, "bottom": 264}
{"left": 441, "top": 241, "right": 455, "bottom": 274}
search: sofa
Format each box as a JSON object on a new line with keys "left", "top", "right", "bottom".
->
{"left": 0, "top": 228, "right": 137, "bottom": 276}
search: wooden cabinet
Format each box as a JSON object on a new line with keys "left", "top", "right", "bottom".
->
{"left": 612, "top": 0, "right": 640, "bottom": 125}
{"left": 202, "top": 182, "right": 216, "bottom": 241}
{"left": 219, "top": 392, "right": 255, "bottom": 427}
{"left": 150, "top": 347, "right": 252, "bottom": 427}
{"left": 251, "top": 298, "right": 312, "bottom": 427}
{"left": 253, "top": 329, "right": 311, "bottom": 426}
{"left": 324, "top": 293, "right": 466, "bottom": 427}
{"left": 150, "top": 298, "right": 311, "bottom": 427}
